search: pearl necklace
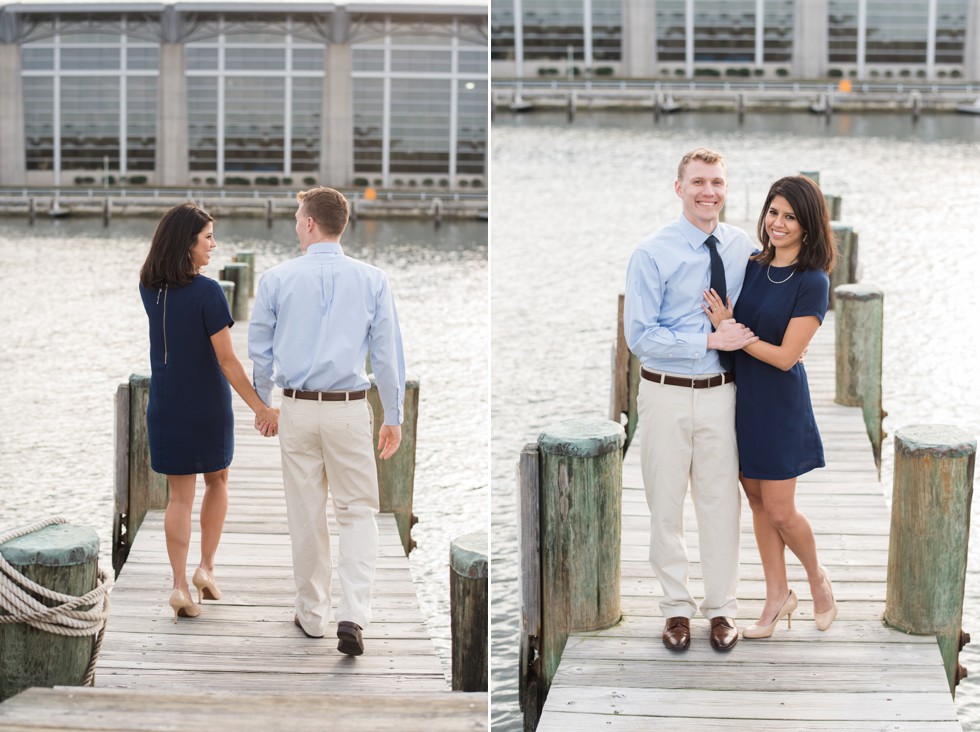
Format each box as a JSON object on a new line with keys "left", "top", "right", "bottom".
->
{"left": 767, "top": 263, "right": 795, "bottom": 284}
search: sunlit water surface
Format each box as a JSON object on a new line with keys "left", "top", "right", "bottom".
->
{"left": 0, "top": 215, "right": 488, "bottom": 682}
{"left": 491, "top": 110, "right": 980, "bottom": 731}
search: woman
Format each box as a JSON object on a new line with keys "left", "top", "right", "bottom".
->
{"left": 139, "top": 203, "right": 278, "bottom": 622}
{"left": 703, "top": 175, "right": 837, "bottom": 638}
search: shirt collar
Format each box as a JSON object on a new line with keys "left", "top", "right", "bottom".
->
{"left": 677, "top": 216, "right": 724, "bottom": 251}
{"left": 307, "top": 242, "right": 344, "bottom": 255}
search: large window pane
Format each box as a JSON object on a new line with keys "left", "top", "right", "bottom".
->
{"left": 292, "top": 77, "right": 322, "bottom": 173}
{"left": 390, "top": 50, "right": 451, "bottom": 74}
{"left": 127, "top": 76, "right": 156, "bottom": 172}
{"left": 592, "top": 0, "right": 622, "bottom": 62}
{"left": 353, "top": 77, "right": 384, "bottom": 174}
{"left": 764, "top": 0, "right": 794, "bottom": 63}
{"left": 694, "top": 0, "right": 755, "bottom": 63}
{"left": 188, "top": 76, "right": 219, "bottom": 171}
{"left": 24, "top": 77, "right": 54, "bottom": 171}
{"left": 490, "top": 0, "right": 515, "bottom": 61}
{"left": 523, "top": 0, "right": 585, "bottom": 61}
{"left": 61, "top": 77, "right": 120, "bottom": 170}
{"left": 457, "top": 80, "right": 486, "bottom": 176}
{"left": 389, "top": 78, "right": 450, "bottom": 175}
{"left": 226, "top": 47, "right": 286, "bottom": 71}
{"left": 224, "top": 76, "right": 284, "bottom": 172}
{"left": 657, "top": 0, "right": 687, "bottom": 62}
{"left": 829, "top": 0, "right": 859, "bottom": 63}
{"left": 936, "top": 0, "right": 968, "bottom": 64}
{"left": 61, "top": 47, "right": 121, "bottom": 71}
{"left": 866, "top": 0, "right": 927, "bottom": 63}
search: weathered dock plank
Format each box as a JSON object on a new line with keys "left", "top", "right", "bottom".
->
{"left": 0, "top": 687, "right": 487, "bottom": 731}
{"left": 537, "top": 310, "right": 962, "bottom": 730}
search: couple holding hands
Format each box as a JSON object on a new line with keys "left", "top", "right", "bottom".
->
{"left": 137, "top": 187, "right": 405, "bottom": 657}
{"left": 624, "top": 148, "right": 838, "bottom": 652}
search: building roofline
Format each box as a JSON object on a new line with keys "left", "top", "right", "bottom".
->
{"left": 1, "top": 1, "right": 486, "bottom": 11}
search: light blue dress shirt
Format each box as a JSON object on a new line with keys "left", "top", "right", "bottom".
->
{"left": 248, "top": 242, "right": 406, "bottom": 425}
{"left": 624, "top": 216, "right": 757, "bottom": 376}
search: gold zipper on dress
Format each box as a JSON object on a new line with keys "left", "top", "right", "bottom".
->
{"left": 159, "top": 284, "right": 169, "bottom": 365}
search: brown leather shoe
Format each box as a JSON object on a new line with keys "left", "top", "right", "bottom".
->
{"left": 662, "top": 616, "right": 691, "bottom": 651}
{"left": 710, "top": 617, "right": 738, "bottom": 651}
{"left": 337, "top": 621, "right": 364, "bottom": 656}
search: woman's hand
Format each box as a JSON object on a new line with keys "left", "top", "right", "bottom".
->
{"left": 702, "top": 288, "right": 733, "bottom": 328}
{"left": 255, "top": 406, "right": 280, "bottom": 437}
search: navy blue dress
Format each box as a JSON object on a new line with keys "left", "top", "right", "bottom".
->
{"left": 139, "top": 276, "right": 235, "bottom": 475}
{"left": 733, "top": 261, "right": 829, "bottom": 480}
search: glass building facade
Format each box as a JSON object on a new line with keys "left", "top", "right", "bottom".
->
{"left": 10, "top": 6, "right": 488, "bottom": 187}
{"left": 351, "top": 25, "right": 488, "bottom": 184}
{"left": 21, "top": 16, "right": 159, "bottom": 175}
{"left": 489, "top": 0, "right": 622, "bottom": 64}
{"left": 493, "top": 0, "right": 975, "bottom": 78}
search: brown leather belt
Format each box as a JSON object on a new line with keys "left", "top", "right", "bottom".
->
{"left": 641, "top": 369, "right": 733, "bottom": 389}
{"left": 283, "top": 389, "right": 366, "bottom": 401}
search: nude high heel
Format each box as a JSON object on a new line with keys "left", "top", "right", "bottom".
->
{"left": 814, "top": 567, "right": 838, "bottom": 631}
{"left": 192, "top": 566, "right": 222, "bottom": 604}
{"left": 742, "top": 589, "right": 798, "bottom": 639}
{"left": 168, "top": 588, "right": 201, "bottom": 622}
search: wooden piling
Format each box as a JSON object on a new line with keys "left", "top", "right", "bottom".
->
{"left": 652, "top": 94, "right": 660, "bottom": 122}
{"left": 800, "top": 170, "right": 821, "bottom": 185}
{"left": 432, "top": 197, "right": 443, "bottom": 227}
{"left": 736, "top": 92, "right": 745, "bottom": 122}
{"left": 367, "top": 378, "right": 420, "bottom": 556}
{"left": 535, "top": 419, "right": 624, "bottom": 721}
{"left": 112, "top": 383, "right": 131, "bottom": 574}
{"left": 0, "top": 523, "right": 100, "bottom": 701}
{"left": 885, "top": 425, "right": 976, "bottom": 695}
{"left": 265, "top": 198, "right": 274, "bottom": 227}
{"left": 566, "top": 91, "right": 576, "bottom": 122}
{"left": 27, "top": 197, "right": 35, "bottom": 225}
{"left": 219, "top": 263, "right": 249, "bottom": 322}
{"left": 518, "top": 443, "right": 542, "bottom": 731}
{"left": 450, "top": 531, "right": 488, "bottom": 692}
{"left": 232, "top": 251, "right": 256, "bottom": 298}
{"left": 125, "top": 375, "right": 169, "bottom": 548}
{"left": 102, "top": 198, "right": 111, "bottom": 227}
{"left": 834, "top": 285, "right": 884, "bottom": 469}
{"left": 610, "top": 294, "right": 640, "bottom": 451}
{"left": 829, "top": 224, "right": 858, "bottom": 306}
{"left": 219, "top": 280, "right": 235, "bottom": 309}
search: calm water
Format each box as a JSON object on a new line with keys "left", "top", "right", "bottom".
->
{"left": 491, "top": 111, "right": 980, "bottom": 730}
{"left": 0, "top": 215, "right": 488, "bottom": 681}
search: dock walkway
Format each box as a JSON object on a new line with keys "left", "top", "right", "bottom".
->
{"left": 537, "top": 311, "right": 962, "bottom": 730}
{"left": 0, "top": 325, "right": 487, "bottom": 730}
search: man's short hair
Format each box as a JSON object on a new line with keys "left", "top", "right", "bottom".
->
{"left": 297, "top": 187, "right": 349, "bottom": 237}
{"left": 677, "top": 148, "right": 727, "bottom": 181}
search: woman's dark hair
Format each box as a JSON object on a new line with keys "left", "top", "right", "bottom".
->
{"left": 753, "top": 176, "right": 836, "bottom": 274}
{"left": 139, "top": 203, "right": 214, "bottom": 288}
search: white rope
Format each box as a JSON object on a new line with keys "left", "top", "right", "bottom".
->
{"left": 0, "top": 516, "right": 113, "bottom": 685}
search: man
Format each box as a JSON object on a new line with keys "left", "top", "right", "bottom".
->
{"left": 249, "top": 186, "right": 405, "bottom": 656}
{"left": 623, "top": 148, "right": 758, "bottom": 653}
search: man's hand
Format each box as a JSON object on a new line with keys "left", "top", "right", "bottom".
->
{"left": 255, "top": 407, "right": 280, "bottom": 437}
{"left": 707, "top": 318, "right": 759, "bottom": 351}
{"left": 378, "top": 424, "right": 402, "bottom": 460}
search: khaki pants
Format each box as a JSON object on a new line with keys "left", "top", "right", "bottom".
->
{"left": 279, "top": 396, "right": 379, "bottom": 635}
{"left": 638, "top": 377, "right": 740, "bottom": 620}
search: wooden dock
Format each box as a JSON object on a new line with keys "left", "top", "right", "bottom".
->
{"left": 0, "top": 326, "right": 487, "bottom": 730}
{"left": 536, "top": 310, "right": 963, "bottom": 730}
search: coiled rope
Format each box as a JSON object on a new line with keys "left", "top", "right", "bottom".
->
{"left": 0, "top": 516, "right": 113, "bottom": 686}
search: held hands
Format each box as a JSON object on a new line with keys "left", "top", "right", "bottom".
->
{"left": 702, "top": 288, "right": 733, "bottom": 328}
{"left": 255, "top": 406, "right": 280, "bottom": 437}
{"left": 707, "top": 318, "right": 759, "bottom": 351}
{"left": 378, "top": 424, "right": 402, "bottom": 460}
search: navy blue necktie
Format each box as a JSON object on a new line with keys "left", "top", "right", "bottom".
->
{"left": 704, "top": 235, "right": 733, "bottom": 372}
{"left": 704, "top": 235, "right": 727, "bottom": 304}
